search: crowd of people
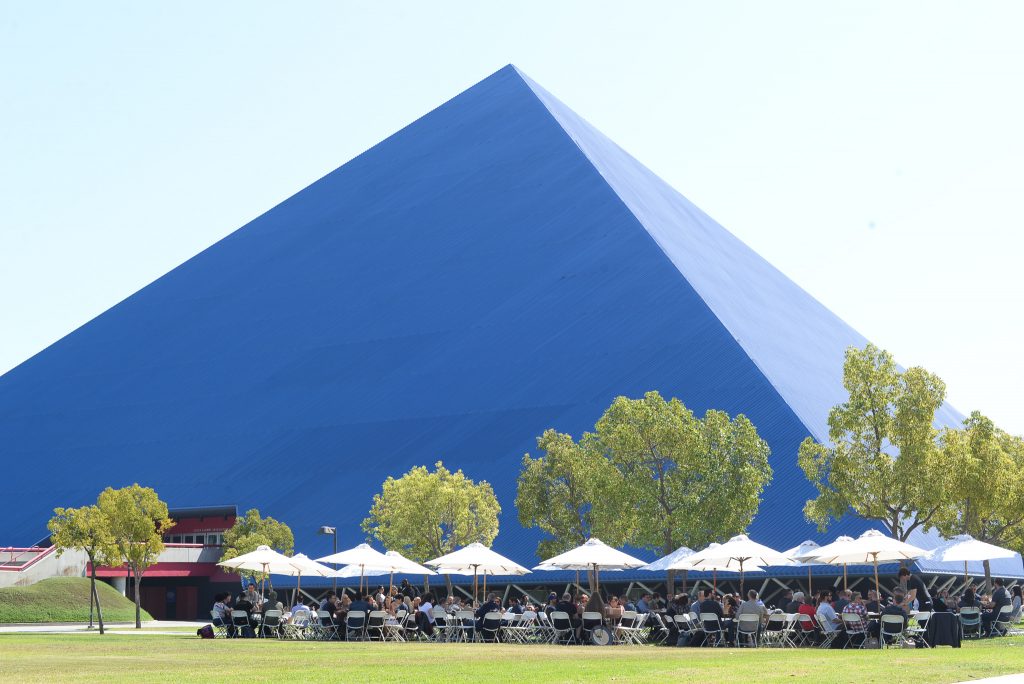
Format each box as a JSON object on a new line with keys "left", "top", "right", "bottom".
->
{"left": 209, "top": 571, "right": 1023, "bottom": 645}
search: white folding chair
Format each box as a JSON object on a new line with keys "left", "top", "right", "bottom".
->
{"left": 815, "top": 613, "right": 839, "bottom": 649}
{"left": 260, "top": 610, "right": 283, "bottom": 639}
{"left": 316, "top": 610, "right": 338, "bottom": 640}
{"left": 345, "top": 610, "right": 367, "bottom": 641}
{"left": 549, "top": 611, "right": 577, "bottom": 645}
{"left": 841, "top": 612, "right": 868, "bottom": 649}
{"left": 736, "top": 614, "right": 760, "bottom": 647}
{"left": 209, "top": 611, "right": 228, "bottom": 638}
{"left": 698, "top": 612, "right": 725, "bottom": 647}
{"left": 230, "top": 610, "right": 252, "bottom": 638}
{"left": 365, "top": 610, "right": 388, "bottom": 641}
{"left": 453, "top": 610, "right": 477, "bottom": 643}
{"left": 959, "top": 607, "right": 982, "bottom": 639}
{"left": 991, "top": 605, "right": 1014, "bottom": 637}
{"left": 880, "top": 614, "right": 907, "bottom": 648}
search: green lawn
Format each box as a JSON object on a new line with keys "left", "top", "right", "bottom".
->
{"left": 0, "top": 633, "right": 1021, "bottom": 683}
{"left": 0, "top": 577, "right": 152, "bottom": 624}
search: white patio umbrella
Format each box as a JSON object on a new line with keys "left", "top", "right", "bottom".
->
{"left": 277, "top": 553, "right": 337, "bottom": 598}
{"left": 217, "top": 544, "right": 297, "bottom": 598}
{"left": 317, "top": 543, "right": 391, "bottom": 594}
{"left": 641, "top": 545, "right": 696, "bottom": 595}
{"left": 810, "top": 529, "right": 930, "bottom": 598}
{"left": 534, "top": 538, "right": 646, "bottom": 595}
{"left": 784, "top": 540, "right": 825, "bottom": 594}
{"left": 426, "top": 543, "right": 530, "bottom": 604}
{"left": 684, "top": 535, "right": 791, "bottom": 594}
{"left": 334, "top": 550, "right": 438, "bottom": 593}
{"left": 674, "top": 550, "right": 766, "bottom": 593}
{"left": 805, "top": 535, "right": 856, "bottom": 591}
{"left": 931, "top": 534, "right": 1018, "bottom": 583}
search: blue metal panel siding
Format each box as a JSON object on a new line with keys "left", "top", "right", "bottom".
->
{"left": 0, "top": 66, "right": 990, "bottom": 575}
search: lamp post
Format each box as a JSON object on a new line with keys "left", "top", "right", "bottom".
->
{"left": 318, "top": 526, "right": 337, "bottom": 593}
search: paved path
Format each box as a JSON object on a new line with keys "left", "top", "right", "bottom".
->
{"left": 955, "top": 676, "right": 1024, "bottom": 683}
{"left": 0, "top": 620, "right": 204, "bottom": 634}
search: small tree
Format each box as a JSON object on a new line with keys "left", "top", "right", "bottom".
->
{"left": 48, "top": 505, "right": 118, "bottom": 634}
{"left": 934, "top": 412, "right": 1024, "bottom": 588}
{"left": 97, "top": 484, "right": 173, "bottom": 628}
{"left": 363, "top": 461, "right": 500, "bottom": 595}
{"left": 593, "top": 391, "right": 772, "bottom": 594}
{"left": 798, "top": 344, "right": 949, "bottom": 540}
{"left": 220, "top": 509, "right": 294, "bottom": 581}
{"left": 516, "top": 429, "right": 634, "bottom": 579}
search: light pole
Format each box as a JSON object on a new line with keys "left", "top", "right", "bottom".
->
{"left": 318, "top": 526, "right": 337, "bottom": 593}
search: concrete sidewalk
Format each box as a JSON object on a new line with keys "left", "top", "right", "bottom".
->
{"left": 955, "top": 676, "right": 1024, "bottom": 683}
{"left": 0, "top": 620, "right": 204, "bottom": 634}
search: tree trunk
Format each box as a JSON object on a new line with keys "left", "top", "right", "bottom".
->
{"left": 667, "top": 569, "right": 675, "bottom": 598}
{"left": 983, "top": 559, "right": 992, "bottom": 594}
{"left": 87, "top": 554, "right": 95, "bottom": 629}
{"left": 91, "top": 565, "right": 105, "bottom": 635}
{"left": 133, "top": 566, "right": 142, "bottom": 629}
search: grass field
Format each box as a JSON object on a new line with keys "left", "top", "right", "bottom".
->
{"left": 0, "top": 577, "right": 152, "bottom": 624}
{"left": 0, "top": 633, "right": 1021, "bottom": 683}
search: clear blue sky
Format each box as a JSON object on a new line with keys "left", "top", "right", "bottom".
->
{"left": 2, "top": 1, "right": 1022, "bottom": 433}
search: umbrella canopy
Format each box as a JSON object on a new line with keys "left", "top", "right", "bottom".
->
{"left": 426, "top": 543, "right": 529, "bottom": 605}
{"left": 683, "top": 535, "right": 790, "bottom": 593}
{"left": 931, "top": 534, "right": 1018, "bottom": 583}
{"left": 425, "top": 543, "right": 530, "bottom": 575}
{"left": 534, "top": 538, "right": 647, "bottom": 571}
{"left": 784, "top": 539, "right": 825, "bottom": 594}
{"left": 784, "top": 540, "right": 824, "bottom": 564}
{"left": 932, "top": 535, "right": 1018, "bottom": 563}
{"left": 810, "top": 529, "right": 930, "bottom": 598}
{"left": 811, "top": 530, "right": 930, "bottom": 565}
{"left": 317, "top": 543, "right": 392, "bottom": 592}
{"left": 270, "top": 553, "right": 336, "bottom": 597}
{"left": 641, "top": 545, "right": 696, "bottom": 572}
{"left": 217, "top": 545, "right": 294, "bottom": 575}
{"left": 332, "top": 550, "right": 437, "bottom": 577}
{"left": 800, "top": 535, "right": 855, "bottom": 591}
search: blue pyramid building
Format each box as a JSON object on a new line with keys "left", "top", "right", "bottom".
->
{"left": 1, "top": 65, "right": 1015, "bottom": 578}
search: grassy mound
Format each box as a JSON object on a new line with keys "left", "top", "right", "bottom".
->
{"left": 0, "top": 577, "right": 152, "bottom": 623}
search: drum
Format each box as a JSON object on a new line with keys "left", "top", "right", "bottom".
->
{"left": 590, "top": 625, "right": 613, "bottom": 645}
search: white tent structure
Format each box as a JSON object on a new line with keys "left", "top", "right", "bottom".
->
{"left": 534, "top": 538, "right": 646, "bottom": 594}
{"left": 426, "top": 543, "right": 530, "bottom": 604}
{"left": 809, "top": 529, "right": 930, "bottom": 598}
{"left": 684, "top": 535, "right": 791, "bottom": 593}
{"left": 931, "top": 534, "right": 1018, "bottom": 584}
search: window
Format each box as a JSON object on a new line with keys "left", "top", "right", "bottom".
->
{"left": 172, "top": 535, "right": 182, "bottom": 544}
{"left": 184, "top": 535, "right": 193, "bottom": 544}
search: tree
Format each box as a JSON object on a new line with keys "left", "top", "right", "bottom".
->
{"left": 48, "top": 505, "right": 118, "bottom": 634}
{"left": 593, "top": 391, "right": 772, "bottom": 594}
{"left": 798, "top": 344, "right": 950, "bottom": 541}
{"left": 362, "top": 461, "right": 500, "bottom": 595}
{"left": 934, "top": 412, "right": 1024, "bottom": 588}
{"left": 516, "top": 429, "right": 634, "bottom": 567}
{"left": 220, "top": 508, "right": 294, "bottom": 581}
{"left": 97, "top": 484, "right": 173, "bottom": 628}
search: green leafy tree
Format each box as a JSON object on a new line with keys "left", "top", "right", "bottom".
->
{"left": 48, "top": 505, "right": 118, "bottom": 634}
{"left": 934, "top": 412, "right": 1024, "bottom": 587}
{"left": 516, "top": 429, "right": 634, "bottom": 563}
{"left": 798, "top": 344, "right": 949, "bottom": 541}
{"left": 220, "top": 509, "right": 295, "bottom": 581}
{"left": 593, "top": 391, "right": 772, "bottom": 594}
{"left": 363, "top": 461, "right": 500, "bottom": 594}
{"left": 97, "top": 484, "right": 173, "bottom": 628}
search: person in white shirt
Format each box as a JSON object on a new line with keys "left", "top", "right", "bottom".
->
{"left": 415, "top": 591, "right": 436, "bottom": 637}
{"left": 815, "top": 591, "right": 841, "bottom": 632}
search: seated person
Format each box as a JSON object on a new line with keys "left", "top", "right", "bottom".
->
{"left": 475, "top": 592, "right": 502, "bottom": 630}
{"left": 555, "top": 592, "right": 580, "bottom": 628}
{"left": 872, "top": 589, "right": 909, "bottom": 642}
{"left": 262, "top": 590, "right": 283, "bottom": 615}
{"left": 833, "top": 590, "right": 851, "bottom": 613}
{"left": 982, "top": 578, "right": 1011, "bottom": 636}
{"left": 605, "top": 596, "right": 624, "bottom": 623}
{"left": 737, "top": 589, "right": 768, "bottom": 624}
{"left": 636, "top": 593, "right": 652, "bottom": 614}
{"left": 786, "top": 591, "right": 806, "bottom": 614}
{"left": 414, "top": 591, "right": 435, "bottom": 637}
{"left": 211, "top": 592, "right": 234, "bottom": 636}
{"left": 960, "top": 586, "right": 977, "bottom": 609}
{"left": 842, "top": 591, "right": 868, "bottom": 630}
{"left": 816, "top": 591, "right": 841, "bottom": 632}
{"left": 289, "top": 598, "right": 312, "bottom": 622}
{"left": 864, "top": 590, "right": 882, "bottom": 614}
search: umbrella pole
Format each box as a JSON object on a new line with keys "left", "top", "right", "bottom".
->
{"left": 474, "top": 566, "right": 479, "bottom": 606}
{"left": 808, "top": 565, "right": 812, "bottom": 595}
{"left": 360, "top": 565, "right": 364, "bottom": 596}
{"left": 843, "top": 564, "right": 848, "bottom": 592}
{"left": 594, "top": 564, "right": 599, "bottom": 595}
{"left": 873, "top": 554, "right": 880, "bottom": 602}
{"left": 713, "top": 569, "right": 717, "bottom": 593}
{"left": 576, "top": 569, "right": 580, "bottom": 591}
{"left": 740, "top": 559, "right": 745, "bottom": 596}
{"left": 483, "top": 573, "right": 487, "bottom": 601}
{"left": 964, "top": 560, "right": 968, "bottom": 585}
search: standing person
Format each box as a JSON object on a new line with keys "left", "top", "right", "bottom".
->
{"left": 898, "top": 567, "right": 932, "bottom": 610}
